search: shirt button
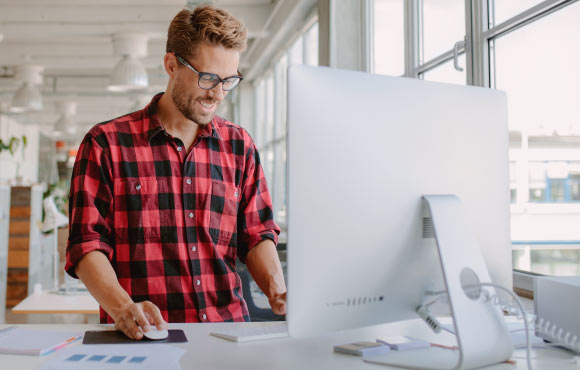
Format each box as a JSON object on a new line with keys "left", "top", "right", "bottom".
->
{"left": 186, "top": 178, "right": 192, "bottom": 185}
{"left": 188, "top": 212, "right": 194, "bottom": 218}
{"left": 196, "top": 280, "right": 201, "bottom": 286}
{"left": 135, "top": 184, "right": 141, "bottom": 191}
{"left": 191, "top": 246, "right": 196, "bottom": 252}
{"left": 234, "top": 191, "right": 238, "bottom": 197}
{"left": 177, "top": 146, "right": 183, "bottom": 152}
{"left": 202, "top": 314, "right": 207, "bottom": 320}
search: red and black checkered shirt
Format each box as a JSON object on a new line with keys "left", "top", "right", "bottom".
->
{"left": 65, "top": 93, "right": 280, "bottom": 323}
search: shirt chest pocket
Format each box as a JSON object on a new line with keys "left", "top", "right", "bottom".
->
{"left": 209, "top": 181, "right": 241, "bottom": 246}
{"left": 113, "top": 179, "right": 166, "bottom": 242}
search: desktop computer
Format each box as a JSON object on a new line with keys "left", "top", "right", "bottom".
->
{"left": 286, "top": 65, "right": 513, "bottom": 369}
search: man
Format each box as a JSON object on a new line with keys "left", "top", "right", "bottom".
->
{"left": 66, "top": 5, "right": 286, "bottom": 340}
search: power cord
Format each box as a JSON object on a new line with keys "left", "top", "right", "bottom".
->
{"left": 417, "top": 283, "right": 533, "bottom": 370}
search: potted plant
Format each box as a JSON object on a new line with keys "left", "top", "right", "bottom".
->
{"left": 0, "top": 135, "right": 27, "bottom": 183}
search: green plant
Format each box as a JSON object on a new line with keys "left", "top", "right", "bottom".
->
{"left": 0, "top": 135, "right": 27, "bottom": 155}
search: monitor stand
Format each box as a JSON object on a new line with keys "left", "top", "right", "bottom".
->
{"left": 366, "top": 195, "right": 513, "bottom": 370}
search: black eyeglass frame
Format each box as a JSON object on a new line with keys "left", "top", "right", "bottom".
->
{"left": 174, "top": 54, "right": 243, "bottom": 91}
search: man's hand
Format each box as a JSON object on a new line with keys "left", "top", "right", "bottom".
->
{"left": 112, "top": 301, "right": 167, "bottom": 340}
{"left": 269, "top": 291, "right": 287, "bottom": 315}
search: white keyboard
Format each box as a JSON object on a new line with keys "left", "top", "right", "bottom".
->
{"left": 210, "top": 323, "right": 289, "bottom": 342}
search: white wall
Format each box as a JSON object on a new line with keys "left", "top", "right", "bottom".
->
{"left": 0, "top": 114, "right": 40, "bottom": 184}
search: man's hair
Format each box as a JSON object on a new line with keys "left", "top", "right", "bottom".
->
{"left": 166, "top": 5, "right": 248, "bottom": 58}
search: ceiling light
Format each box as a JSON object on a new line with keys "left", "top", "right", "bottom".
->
{"left": 108, "top": 32, "right": 149, "bottom": 92}
{"left": 53, "top": 100, "right": 77, "bottom": 139}
{"left": 108, "top": 56, "right": 149, "bottom": 92}
{"left": 10, "top": 64, "right": 44, "bottom": 113}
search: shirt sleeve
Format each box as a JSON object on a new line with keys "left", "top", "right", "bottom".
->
{"left": 236, "top": 142, "right": 281, "bottom": 263}
{"left": 65, "top": 132, "right": 115, "bottom": 278}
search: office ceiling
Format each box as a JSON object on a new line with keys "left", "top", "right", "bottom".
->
{"left": 0, "top": 0, "right": 315, "bottom": 137}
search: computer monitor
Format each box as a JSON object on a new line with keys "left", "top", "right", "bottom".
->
{"left": 286, "top": 65, "right": 513, "bottom": 369}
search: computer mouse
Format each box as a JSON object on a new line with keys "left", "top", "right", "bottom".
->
{"left": 141, "top": 327, "right": 169, "bottom": 340}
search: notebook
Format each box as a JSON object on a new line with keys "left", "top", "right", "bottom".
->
{"left": 0, "top": 326, "right": 82, "bottom": 355}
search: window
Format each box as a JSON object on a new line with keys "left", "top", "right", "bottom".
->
{"left": 491, "top": 1, "right": 580, "bottom": 275}
{"left": 247, "top": 21, "right": 319, "bottom": 237}
{"left": 373, "top": 0, "right": 580, "bottom": 278}
{"left": 373, "top": 0, "right": 404, "bottom": 76}
{"left": 417, "top": 0, "right": 466, "bottom": 85}
{"left": 422, "top": 54, "right": 466, "bottom": 85}
{"left": 422, "top": 0, "right": 465, "bottom": 62}
{"left": 490, "top": 0, "right": 548, "bottom": 25}
{"left": 304, "top": 23, "right": 319, "bottom": 66}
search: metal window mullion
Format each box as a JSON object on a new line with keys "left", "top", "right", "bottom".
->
{"left": 467, "top": 0, "right": 490, "bottom": 87}
{"left": 483, "top": 0, "right": 575, "bottom": 40}
{"left": 404, "top": 0, "right": 421, "bottom": 78}
{"left": 364, "top": 0, "right": 374, "bottom": 73}
{"left": 415, "top": 47, "right": 464, "bottom": 75}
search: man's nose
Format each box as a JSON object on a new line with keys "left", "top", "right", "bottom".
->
{"left": 208, "top": 83, "right": 226, "bottom": 101}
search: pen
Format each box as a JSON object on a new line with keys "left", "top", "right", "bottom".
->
{"left": 41, "top": 336, "right": 82, "bottom": 356}
{"left": 430, "top": 343, "right": 458, "bottom": 350}
{"left": 430, "top": 343, "right": 516, "bottom": 365}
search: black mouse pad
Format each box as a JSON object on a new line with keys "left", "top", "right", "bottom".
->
{"left": 83, "top": 329, "right": 188, "bottom": 344}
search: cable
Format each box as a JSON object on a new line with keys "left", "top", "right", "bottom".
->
{"left": 468, "top": 282, "right": 534, "bottom": 370}
{"left": 418, "top": 283, "right": 533, "bottom": 370}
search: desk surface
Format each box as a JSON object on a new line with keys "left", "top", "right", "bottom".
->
{"left": 0, "top": 319, "right": 577, "bottom": 370}
{"left": 11, "top": 291, "right": 99, "bottom": 315}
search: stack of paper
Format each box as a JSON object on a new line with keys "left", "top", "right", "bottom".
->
{"left": 39, "top": 344, "right": 185, "bottom": 370}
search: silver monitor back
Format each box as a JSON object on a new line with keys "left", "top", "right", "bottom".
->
{"left": 286, "top": 65, "right": 511, "bottom": 337}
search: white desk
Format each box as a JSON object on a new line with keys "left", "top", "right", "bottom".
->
{"left": 11, "top": 291, "right": 99, "bottom": 315}
{"left": 0, "top": 319, "right": 577, "bottom": 370}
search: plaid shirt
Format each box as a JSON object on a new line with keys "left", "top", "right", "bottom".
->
{"left": 66, "top": 93, "right": 280, "bottom": 323}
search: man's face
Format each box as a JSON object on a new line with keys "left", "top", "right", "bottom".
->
{"left": 171, "top": 43, "right": 240, "bottom": 125}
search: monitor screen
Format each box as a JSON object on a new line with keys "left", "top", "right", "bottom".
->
{"left": 286, "top": 65, "right": 511, "bottom": 337}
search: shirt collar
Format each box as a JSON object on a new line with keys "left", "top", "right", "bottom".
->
{"left": 144, "top": 93, "right": 223, "bottom": 143}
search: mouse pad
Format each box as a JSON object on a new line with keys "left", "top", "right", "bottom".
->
{"left": 83, "top": 329, "right": 188, "bottom": 344}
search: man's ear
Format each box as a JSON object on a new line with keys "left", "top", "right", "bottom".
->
{"left": 164, "top": 53, "right": 178, "bottom": 77}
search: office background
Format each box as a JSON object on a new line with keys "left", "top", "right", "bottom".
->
{"left": 0, "top": 0, "right": 578, "bottom": 323}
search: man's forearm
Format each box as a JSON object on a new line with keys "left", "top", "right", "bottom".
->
{"left": 75, "top": 250, "right": 133, "bottom": 320}
{"left": 246, "top": 240, "right": 286, "bottom": 302}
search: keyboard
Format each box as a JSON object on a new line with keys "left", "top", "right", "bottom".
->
{"left": 210, "top": 323, "right": 289, "bottom": 342}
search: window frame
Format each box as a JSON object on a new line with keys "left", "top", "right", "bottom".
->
{"left": 373, "top": 0, "right": 580, "bottom": 294}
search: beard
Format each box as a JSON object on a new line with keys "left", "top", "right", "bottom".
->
{"left": 171, "top": 79, "right": 217, "bottom": 125}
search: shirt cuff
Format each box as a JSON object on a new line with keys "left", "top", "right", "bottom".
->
{"left": 239, "top": 231, "right": 279, "bottom": 263}
{"left": 65, "top": 239, "right": 114, "bottom": 279}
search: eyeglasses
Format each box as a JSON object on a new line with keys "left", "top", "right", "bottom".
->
{"left": 175, "top": 54, "right": 243, "bottom": 92}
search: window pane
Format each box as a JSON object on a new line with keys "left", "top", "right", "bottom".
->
{"left": 421, "top": 54, "right": 466, "bottom": 85}
{"left": 304, "top": 23, "right": 319, "bottom": 66}
{"left": 494, "top": 3, "right": 580, "bottom": 133}
{"left": 571, "top": 174, "right": 580, "bottom": 201}
{"left": 263, "top": 146, "right": 274, "bottom": 190}
{"left": 497, "top": 3, "right": 580, "bottom": 275}
{"left": 274, "top": 54, "right": 288, "bottom": 139}
{"left": 264, "top": 73, "right": 275, "bottom": 144}
{"left": 422, "top": 0, "right": 465, "bottom": 62}
{"left": 513, "top": 247, "right": 580, "bottom": 275}
{"left": 254, "top": 79, "right": 265, "bottom": 148}
{"left": 491, "top": 0, "right": 546, "bottom": 26}
{"left": 373, "top": 0, "right": 404, "bottom": 76}
{"left": 273, "top": 140, "right": 287, "bottom": 228}
{"left": 289, "top": 37, "right": 303, "bottom": 66}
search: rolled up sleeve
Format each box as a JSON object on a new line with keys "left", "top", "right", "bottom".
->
{"left": 236, "top": 143, "right": 280, "bottom": 263}
{"left": 65, "top": 132, "right": 115, "bottom": 278}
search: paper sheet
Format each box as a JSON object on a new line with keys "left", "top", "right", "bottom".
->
{"left": 39, "top": 343, "right": 185, "bottom": 370}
